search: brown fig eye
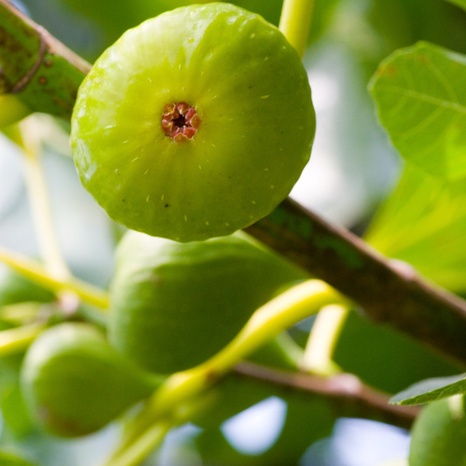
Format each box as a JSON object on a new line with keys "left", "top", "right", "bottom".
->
{"left": 161, "top": 102, "right": 200, "bottom": 142}
{"left": 71, "top": 3, "right": 315, "bottom": 242}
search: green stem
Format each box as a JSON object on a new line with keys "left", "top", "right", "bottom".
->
{"left": 300, "top": 303, "right": 350, "bottom": 376}
{"left": 106, "top": 420, "right": 173, "bottom": 466}
{"left": 155, "top": 280, "right": 345, "bottom": 409}
{"left": 115, "top": 280, "right": 346, "bottom": 465}
{"left": 279, "top": 0, "right": 314, "bottom": 57}
{"left": 107, "top": 394, "right": 215, "bottom": 466}
{"left": 0, "top": 321, "right": 47, "bottom": 356}
{"left": 0, "top": 247, "right": 109, "bottom": 310}
{"left": 18, "top": 117, "right": 71, "bottom": 281}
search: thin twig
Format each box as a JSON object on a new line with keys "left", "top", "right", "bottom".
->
{"left": 234, "top": 361, "right": 419, "bottom": 430}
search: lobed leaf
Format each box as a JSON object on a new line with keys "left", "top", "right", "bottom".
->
{"left": 370, "top": 41, "right": 466, "bottom": 180}
{"left": 365, "top": 166, "right": 466, "bottom": 293}
{"left": 391, "top": 373, "right": 466, "bottom": 405}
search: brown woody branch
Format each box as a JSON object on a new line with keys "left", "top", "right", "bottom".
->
{"left": 246, "top": 199, "right": 466, "bottom": 366}
{"left": 234, "top": 361, "right": 419, "bottom": 429}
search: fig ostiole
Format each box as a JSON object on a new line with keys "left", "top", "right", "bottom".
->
{"left": 71, "top": 3, "right": 315, "bottom": 242}
{"left": 20, "top": 323, "right": 163, "bottom": 437}
{"left": 108, "top": 230, "right": 308, "bottom": 374}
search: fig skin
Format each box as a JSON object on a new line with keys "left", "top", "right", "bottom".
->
{"left": 108, "top": 230, "right": 308, "bottom": 374}
{"left": 409, "top": 397, "right": 466, "bottom": 466}
{"left": 20, "top": 323, "right": 162, "bottom": 437}
{"left": 71, "top": 3, "right": 315, "bottom": 242}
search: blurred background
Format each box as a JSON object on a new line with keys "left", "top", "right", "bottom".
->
{"left": 1, "top": 0, "right": 466, "bottom": 464}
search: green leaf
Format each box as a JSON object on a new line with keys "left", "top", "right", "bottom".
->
{"left": 333, "top": 309, "right": 460, "bottom": 395}
{"left": 370, "top": 41, "right": 466, "bottom": 180}
{"left": 446, "top": 0, "right": 466, "bottom": 11}
{"left": 0, "top": 449, "right": 37, "bottom": 466}
{"left": 391, "top": 373, "right": 466, "bottom": 405}
{"left": 365, "top": 165, "right": 466, "bottom": 293}
{"left": 408, "top": 397, "right": 466, "bottom": 466}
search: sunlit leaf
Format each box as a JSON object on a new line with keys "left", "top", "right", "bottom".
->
{"left": 391, "top": 373, "right": 466, "bottom": 405}
{"left": 370, "top": 41, "right": 466, "bottom": 180}
{"left": 446, "top": 0, "right": 466, "bottom": 11}
{"left": 365, "top": 165, "right": 466, "bottom": 292}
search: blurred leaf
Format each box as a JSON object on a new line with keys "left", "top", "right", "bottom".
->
{"left": 446, "top": 0, "right": 466, "bottom": 11}
{"left": 333, "top": 309, "right": 460, "bottom": 394}
{"left": 365, "top": 165, "right": 466, "bottom": 293}
{"left": 23, "top": 0, "right": 337, "bottom": 63}
{"left": 0, "top": 449, "right": 37, "bottom": 466}
{"left": 0, "top": 382, "right": 33, "bottom": 438}
{"left": 367, "top": 0, "right": 466, "bottom": 57}
{"left": 370, "top": 41, "right": 466, "bottom": 180}
{"left": 391, "top": 373, "right": 466, "bottom": 405}
{"left": 0, "top": 354, "right": 35, "bottom": 439}
{"left": 0, "top": 97, "right": 31, "bottom": 129}
{"left": 408, "top": 397, "right": 466, "bottom": 466}
{"left": 22, "top": 0, "right": 284, "bottom": 61}
{"left": 196, "top": 388, "right": 336, "bottom": 465}
{"left": 0, "top": 265, "right": 56, "bottom": 308}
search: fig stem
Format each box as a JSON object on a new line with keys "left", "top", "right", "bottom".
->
{"left": 279, "top": 0, "right": 314, "bottom": 57}
{"left": 17, "top": 117, "right": 72, "bottom": 282}
{"left": 110, "top": 280, "right": 345, "bottom": 465}
{"left": 106, "top": 394, "right": 214, "bottom": 466}
{"left": 0, "top": 247, "right": 109, "bottom": 311}
{"left": 106, "top": 419, "right": 172, "bottom": 466}
{"left": 152, "top": 280, "right": 345, "bottom": 411}
{"left": 300, "top": 303, "right": 350, "bottom": 376}
{"left": 0, "top": 321, "right": 47, "bottom": 357}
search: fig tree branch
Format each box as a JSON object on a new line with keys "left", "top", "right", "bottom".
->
{"left": 2, "top": 0, "right": 466, "bottom": 366}
{"left": 0, "top": 0, "right": 90, "bottom": 117}
{"left": 233, "top": 361, "right": 419, "bottom": 430}
{"left": 246, "top": 198, "right": 466, "bottom": 367}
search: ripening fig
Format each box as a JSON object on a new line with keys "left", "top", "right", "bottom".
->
{"left": 20, "top": 323, "right": 163, "bottom": 437}
{"left": 108, "top": 230, "right": 308, "bottom": 374}
{"left": 71, "top": 3, "right": 315, "bottom": 242}
{"left": 409, "top": 396, "right": 466, "bottom": 466}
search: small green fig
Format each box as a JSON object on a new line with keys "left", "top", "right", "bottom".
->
{"left": 20, "top": 323, "right": 162, "bottom": 437}
{"left": 71, "top": 3, "right": 315, "bottom": 242}
{"left": 409, "top": 396, "right": 466, "bottom": 466}
{"left": 108, "top": 230, "right": 308, "bottom": 374}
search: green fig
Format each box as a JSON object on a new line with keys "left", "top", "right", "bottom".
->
{"left": 108, "top": 230, "right": 308, "bottom": 374}
{"left": 409, "top": 396, "right": 466, "bottom": 466}
{"left": 20, "top": 323, "right": 162, "bottom": 437}
{"left": 71, "top": 3, "right": 315, "bottom": 242}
